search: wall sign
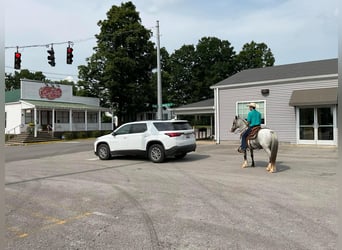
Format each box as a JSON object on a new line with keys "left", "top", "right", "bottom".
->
{"left": 39, "top": 85, "right": 62, "bottom": 100}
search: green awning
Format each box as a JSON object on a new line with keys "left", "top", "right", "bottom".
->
{"left": 22, "top": 99, "right": 110, "bottom": 111}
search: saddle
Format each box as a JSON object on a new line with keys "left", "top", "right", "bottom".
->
{"left": 246, "top": 126, "right": 261, "bottom": 141}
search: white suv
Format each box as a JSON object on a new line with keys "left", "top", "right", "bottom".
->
{"left": 94, "top": 120, "right": 196, "bottom": 163}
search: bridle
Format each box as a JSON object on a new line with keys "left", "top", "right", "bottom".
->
{"left": 232, "top": 117, "right": 248, "bottom": 135}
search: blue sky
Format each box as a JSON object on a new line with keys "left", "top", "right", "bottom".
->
{"left": 5, "top": 0, "right": 339, "bottom": 82}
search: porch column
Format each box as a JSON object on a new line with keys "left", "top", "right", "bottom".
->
{"left": 52, "top": 108, "right": 55, "bottom": 133}
{"left": 98, "top": 110, "right": 102, "bottom": 130}
{"left": 85, "top": 110, "right": 88, "bottom": 131}
{"left": 34, "top": 107, "right": 37, "bottom": 137}
{"left": 69, "top": 109, "right": 73, "bottom": 131}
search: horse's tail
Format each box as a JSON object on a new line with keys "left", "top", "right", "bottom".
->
{"left": 270, "top": 131, "right": 278, "bottom": 165}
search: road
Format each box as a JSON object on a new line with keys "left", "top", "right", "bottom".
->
{"left": 5, "top": 141, "right": 338, "bottom": 249}
{"left": 5, "top": 139, "right": 94, "bottom": 163}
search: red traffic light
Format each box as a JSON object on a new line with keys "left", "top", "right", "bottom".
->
{"left": 14, "top": 52, "right": 22, "bottom": 69}
{"left": 66, "top": 46, "right": 73, "bottom": 64}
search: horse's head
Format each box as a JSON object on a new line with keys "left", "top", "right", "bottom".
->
{"left": 230, "top": 116, "right": 247, "bottom": 133}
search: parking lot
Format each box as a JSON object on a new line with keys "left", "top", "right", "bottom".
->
{"left": 5, "top": 141, "right": 338, "bottom": 249}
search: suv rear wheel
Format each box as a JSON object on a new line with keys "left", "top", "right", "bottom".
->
{"left": 97, "top": 144, "right": 111, "bottom": 160}
{"left": 148, "top": 144, "right": 165, "bottom": 163}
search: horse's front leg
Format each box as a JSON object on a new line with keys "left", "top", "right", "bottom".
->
{"left": 241, "top": 151, "right": 248, "bottom": 168}
{"left": 250, "top": 149, "right": 255, "bottom": 167}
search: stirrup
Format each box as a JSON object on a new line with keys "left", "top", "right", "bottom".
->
{"left": 237, "top": 147, "right": 246, "bottom": 153}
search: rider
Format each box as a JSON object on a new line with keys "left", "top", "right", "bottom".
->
{"left": 238, "top": 102, "right": 261, "bottom": 153}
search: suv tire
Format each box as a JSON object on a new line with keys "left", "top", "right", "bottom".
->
{"left": 148, "top": 144, "right": 165, "bottom": 163}
{"left": 97, "top": 143, "right": 111, "bottom": 160}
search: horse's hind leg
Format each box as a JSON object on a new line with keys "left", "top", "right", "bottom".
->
{"left": 263, "top": 146, "right": 272, "bottom": 172}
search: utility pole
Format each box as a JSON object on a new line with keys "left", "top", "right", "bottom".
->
{"left": 156, "top": 20, "right": 163, "bottom": 120}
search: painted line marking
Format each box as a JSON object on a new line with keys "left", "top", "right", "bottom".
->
{"left": 8, "top": 212, "right": 94, "bottom": 239}
{"left": 87, "top": 158, "right": 99, "bottom": 161}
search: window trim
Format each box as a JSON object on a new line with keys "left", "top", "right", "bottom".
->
{"left": 235, "top": 100, "right": 267, "bottom": 125}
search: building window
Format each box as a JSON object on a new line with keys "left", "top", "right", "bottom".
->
{"left": 87, "top": 112, "right": 98, "bottom": 123}
{"left": 25, "top": 109, "right": 34, "bottom": 124}
{"left": 236, "top": 101, "right": 266, "bottom": 124}
{"left": 56, "top": 111, "right": 69, "bottom": 123}
{"left": 73, "top": 111, "right": 85, "bottom": 123}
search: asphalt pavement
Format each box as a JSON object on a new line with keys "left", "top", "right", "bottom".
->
{"left": 5, "top": 141, "right": 338, "bottom": 249}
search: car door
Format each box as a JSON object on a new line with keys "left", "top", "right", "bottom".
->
{"left": 109, "top": 124, "right": 131, "bottom": 152}
{"left": 124, "top": 123, "right": 148, "bottom": 151}
{"left": 110, "top": 123, "right": 148, "bottom": 152}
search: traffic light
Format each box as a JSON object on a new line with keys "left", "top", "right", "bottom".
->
{"left": 66, "top": 46, "right": 73, "bottom": 64}
{"left": 47, "top": 48, "right": 56, "bottom": 66}
{"left": 14, "top": 52, "right": 21, "bottom": 69}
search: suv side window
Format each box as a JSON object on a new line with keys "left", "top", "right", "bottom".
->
{"left": 130, "top": 123, "right": 147, "bottom": 134}
{"left": 114, "top": 124, "right": 131, "bottom": 135}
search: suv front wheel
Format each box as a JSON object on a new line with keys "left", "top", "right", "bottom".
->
{"left": 148, "top": 144, "right": 165, "bottom": 163}
{"left": 97, "top": 143, "right": 111, "bottom": 160}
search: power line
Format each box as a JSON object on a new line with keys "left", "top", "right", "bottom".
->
{"left": 5, "top": 37, "right": 95, "bottom": 50}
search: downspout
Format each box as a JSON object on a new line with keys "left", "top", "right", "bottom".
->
{"left": 215, "top": 88, "right": 220, "bottom": 144}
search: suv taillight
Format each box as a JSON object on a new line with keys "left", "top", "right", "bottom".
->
{"left": 165, "top": 132, "right": 182, "bottom": 137}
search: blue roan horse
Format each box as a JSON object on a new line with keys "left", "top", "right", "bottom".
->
{"left": 230, "top": 116, "right": 279, "bottom": 173}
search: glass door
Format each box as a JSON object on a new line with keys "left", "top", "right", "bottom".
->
{"left": 298, "top": 106, "right": 336, "bottom": 145}
{"left": 317, "top": 107, "right": 334, "bottom": 143}
{"left": 299, "top": 108, "right": 314, "bottom": 141}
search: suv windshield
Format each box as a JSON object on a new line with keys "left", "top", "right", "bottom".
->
{"left": 153, "top": 122, "right": 192, "bottom": 131}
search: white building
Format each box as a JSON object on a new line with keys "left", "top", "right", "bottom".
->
{"left": 5, "top": 79, "right": 112, "bottom": 137}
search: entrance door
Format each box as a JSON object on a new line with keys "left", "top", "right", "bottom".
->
{"left": 41, "top": 111, "right": 52, "bottom": 129}
{"left": 298, "top": 106, "right": 336, "bottom": 145}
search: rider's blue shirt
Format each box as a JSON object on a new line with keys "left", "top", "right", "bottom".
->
{"left": 247, "top": 109, "right": 261, "bottom": 127}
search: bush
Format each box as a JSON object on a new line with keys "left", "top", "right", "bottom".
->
{"left": 62, "top": 132, "right": 73, "bottom": 140}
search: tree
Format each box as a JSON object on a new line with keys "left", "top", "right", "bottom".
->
{"left": 192, "top": 37, "right": 236, "bottom": 101}
{"left": 5, "top": 69, "right": 46, "bottom": 91}
{"left": 77, "top": 1, "right": 155, "bottom": 123}
{"left": 235, "top": 41, "right": 275, "bottom": 71}
{"left": 167, "top": 37, "right": 237, "bottom": 105}
{"left": 167, "top": 45, "right": 197, "bottom": 105}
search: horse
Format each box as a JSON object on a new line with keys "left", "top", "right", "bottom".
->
{"left": 230, "top": 116, "right": 278, "bottom": 173}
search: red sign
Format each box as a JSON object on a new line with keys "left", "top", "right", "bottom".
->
{"left": 39, "top": 85, "right": 62, "bottom": 100}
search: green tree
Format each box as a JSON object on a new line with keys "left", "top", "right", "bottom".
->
{"left": 235, "top": 41, "right": 275, "bottom": 71}
{"left": 5, "top": 69, "right": 46, "bottom": 91}
{"left": 168, "top": 45, "right": 197, "bottom": 105}
{"left": 192, "top": 37, "right": 236, "bottom": 101}
{"left": 77, "top": 2, "right": 155, "bottom": 123}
